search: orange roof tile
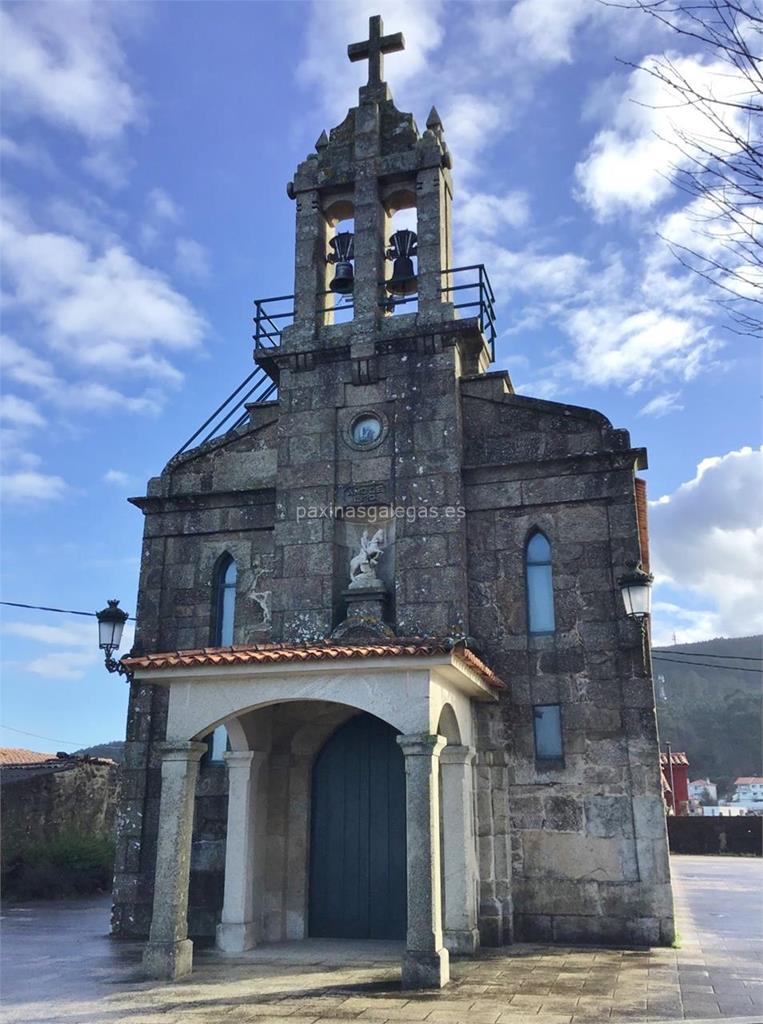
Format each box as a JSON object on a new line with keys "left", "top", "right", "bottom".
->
{"left": 735, "top": 776, "right": 763, "bottom": 785}
{"left": 122, "top": 638, "right": 506, "bottom": 689}
{"left": 0, "top": 748, "right": 55, "bottom": 766}
{"left": 660, "top": 751, "right": 689, "bottom": 766}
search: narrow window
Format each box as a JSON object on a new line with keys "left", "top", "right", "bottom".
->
{"left": 208, "top": 726, "right": 228, "bottom": 762}
{"left": 533, "top": 704, "right": 563, "bottom": 761}
{"left": 205, "top": 555, "right": 236, "bottom": 764}
{"left": 526, "top": 531, "right": 555, "bottom": 633}
{"left": 215, "top": 555, "right": 237, "bottom": 646}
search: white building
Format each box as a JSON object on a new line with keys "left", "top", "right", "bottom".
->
{"left": 688, "top": 778, "right": 717, "bottom": 804}
{"left": 732, "top": 777, "right": 763, "bottom": 810}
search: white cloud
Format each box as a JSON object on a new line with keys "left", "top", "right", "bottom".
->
{"left": 103, "top": 468, "right": 132, "bottom": 487}
{"left": 485, "top": 234, "right": 721, "bottom": 397}
{"left": 24, "top": 650, "right": 99, "bottom": 681}
{"left": 1, "top": 470, "right": 69, "bottom": 503}
{"left": 468, "top": 241, "right": 589, "bottom": 299}
{"left": 3, "top": 618, "right": 135, "bottom": 679}
{"left": 0, "top": 2, "right": 140, "bottom": 145}
{"left": 638, "top": 391, "right": 684, "bottom": 418}
{"left": 1, "top": 206, "right": 207, "bottom": 379}
{"left": 2, "top": 621, "right": 93, "bottom": 648}
{"left": 439, "top": 94, "right": 504, "bottom": 179}
{"left": 649, "top": 446, "right": 763, "bottom": 638}
{"left": 175, "top": 238, "right": 211, "bottom": 282}
{"left": 148, "top": 188, "right": 181, "bottom": 224}
{"left": 0, "top": 2, "right": 140, "bottom": 143}
{"left": 82, "top": 147, "right": 131, "bottom": 189}
{"left": 650, "top": 601, "right": 721, "bottom": 647}
{"left": 575, "top": 54, "right": 754, "bottom": 219}
{"left": 475, "top": 0, "right": 593, "bottom": 65}
{"left": 0, "top": 394, "right": 45, "bottom": 429}
{"left": 0, "top": 335, "right": 58, "bottom": 391}
{"left": 0, "top": 336, "right": 168, "bottom": 419}
{"left": 564, "top": 305, "right": 717, "bottom": 391}
{"left": 455, "top": 190, "right": 530, "bottom": 238}
{"left": 0, "top": 134, "right": 56, "bottom": 175}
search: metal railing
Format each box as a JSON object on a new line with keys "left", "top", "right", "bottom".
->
{"left": 170, "top": 368, "right": 277, "bottom": 461}
{"left": 441, "top": 264, "right": 497, "bottom": 360}
{"left": 253, "top": 294, "right": 295, "bottom": 351}
{"left": 173, "top": 264, "right": 497, "bottom": 461}
{"left": 252, "top": 264, "right": 497, "bottom": 358}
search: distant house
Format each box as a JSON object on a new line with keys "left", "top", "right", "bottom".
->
{"left": 660, "top": 751, "right": 690, "bottom": 815}
{"left": 688, "top": 778, "right": 717, "bottom": 805}
{"left": 732, "top": 777, "right": 763, "bottom": 810}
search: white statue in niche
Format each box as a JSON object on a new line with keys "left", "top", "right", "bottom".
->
{"left": 349, "top": 528, "right": 386, "bottom": 588}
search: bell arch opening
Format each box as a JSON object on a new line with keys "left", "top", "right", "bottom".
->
{"left": 324, "top": 196, "right": 355, "bottom": 325}
{"left": 384, "top": 196, "right": 418, "bottom": 316}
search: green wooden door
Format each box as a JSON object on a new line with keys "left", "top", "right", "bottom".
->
{"left": 309, "top": 713, "right": 407, "bottom": 939}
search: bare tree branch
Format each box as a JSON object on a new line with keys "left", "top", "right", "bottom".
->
{"left": 606, "top": 0, "right": 763, "bottom": 334}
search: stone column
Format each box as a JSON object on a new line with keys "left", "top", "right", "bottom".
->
{"left": 293, "top": 186, "right": 329, "bottom": 330}
{"left": 397, "top": 733, "right": 450, "bottom": 989}
{"left": 142, "top": 740, "right": 206, "bottom": 980}
{"left": 216, "top": 750, "right": 267, "bottom": 952}
{"left": 415, "top": 157, "right": 453, "bottom": 315}
{"left": 352, "top": 103, "right": 386, "bottom": 325}
{"left": 440, "top": 745, "right": 480, "bottom": 955}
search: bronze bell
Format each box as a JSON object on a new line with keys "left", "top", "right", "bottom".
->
{"left": 386, "top": 229, "right": 418, "bottom": 295}
{"left": 327, "top": 231, "right": 355, "bottom": 294}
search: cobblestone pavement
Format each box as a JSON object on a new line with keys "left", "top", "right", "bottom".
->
{"left": 1, "top": 856, "right": 760, "bottom": 1024}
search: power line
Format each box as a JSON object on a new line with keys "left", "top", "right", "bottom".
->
{"left": 653, "top": 649, "right": 762, "bottom": 663}
{"left": 652, "top": 655, "right": 762, "bottom": 674}
{"left": 0, "top": 601, "right": 135, "bottom": 620}
{"left": 0, "top": 724, "right": 88, "bottom": 748}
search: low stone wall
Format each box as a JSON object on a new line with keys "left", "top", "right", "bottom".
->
{"left": 1, "top": 760, "right": 120, "bottom": 847}
{"left": 668, "top": 815, "right": 762, "bottom": 855}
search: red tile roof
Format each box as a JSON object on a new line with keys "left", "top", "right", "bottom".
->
{"left": 660, "top": 751, "right": 689, "bottom": 766}
{"left": 122, "top": 638, "right": 506, "bottom": 689}
{"left": 735, "top": 777, "right": 763, "bottom": 785}
{"left": 0, "top": 748, "right": 55, "bottom": 766}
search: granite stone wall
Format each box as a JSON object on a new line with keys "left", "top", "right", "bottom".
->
{"left": 112, "top": 343, "right": 672, "bottom": 947}
{"left": 112, "top": 55, "right": 671, "bottom": 950}
{"left": 463, "top": 376, "right": 673, "bottom": 946}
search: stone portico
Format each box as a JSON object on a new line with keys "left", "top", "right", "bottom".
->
{"left": 125, "top": 641, "right": 501, "bottom": 986}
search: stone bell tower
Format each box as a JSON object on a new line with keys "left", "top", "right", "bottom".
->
{"left": 261, "top": 15, "right": 496, "bottom": 644}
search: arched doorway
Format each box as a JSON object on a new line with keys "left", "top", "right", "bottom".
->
{"left": 309, "top": 712, "right": 407, "bottom": 939}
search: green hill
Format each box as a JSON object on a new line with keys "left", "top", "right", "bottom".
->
{"left": 73, "top": 740, "right": 125, "bottom": 763}
{"left": 653, "top": 635, "right": 762, "bottom": 798}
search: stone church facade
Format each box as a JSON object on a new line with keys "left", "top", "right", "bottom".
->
{"left": 112, "top": 17, "right": 674, "bottom": 989}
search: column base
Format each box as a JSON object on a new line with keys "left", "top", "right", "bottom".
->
{"left": 444, "top": 928, "right": 480, "bottom": 956}
{"left": 216, "top": 921, "right": 257, "bottom": 953}
{"left": 142, "top": 938, "right": 193, "bottom": 980}
{"left": 401, "top": 948, "right": 450, "bottom": 989}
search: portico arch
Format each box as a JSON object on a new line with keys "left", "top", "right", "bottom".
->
{"left": 132, "top": 644, "right": 500, "bottom": 984}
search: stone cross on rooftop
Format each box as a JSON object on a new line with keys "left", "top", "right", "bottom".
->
{"left": 348, "top": 15, "right": 405, "bottom": 89}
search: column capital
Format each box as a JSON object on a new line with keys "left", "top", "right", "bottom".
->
{"left": 439, "top": 744, "right": 475, "bottom": 767}
{"left": 397, "top": 733, "right": 446, "bottom": 758}
{"left": 223, "top": 749, "right": 267, "bottom": 770}
{"left": 158, "top": 741, "right": 207, "bottom": 763}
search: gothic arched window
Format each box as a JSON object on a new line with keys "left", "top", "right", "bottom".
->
{"left": 214, "top": 554, "right": 237, "bottom": 646}
{"left": 526, "top": 531, "right": 555, "bottom": 634}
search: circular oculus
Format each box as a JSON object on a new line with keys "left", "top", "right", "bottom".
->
{"left": 351, "top": 414, "right": 383, "bottom": 446}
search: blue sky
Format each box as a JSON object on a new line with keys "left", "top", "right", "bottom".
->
{"left": 1, "top": 0, "right": 761, "bottom": 752}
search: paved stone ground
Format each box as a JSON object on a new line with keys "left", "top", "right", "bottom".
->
{"left": 1, "top": 856, "right": 760, "bottom": 1024}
